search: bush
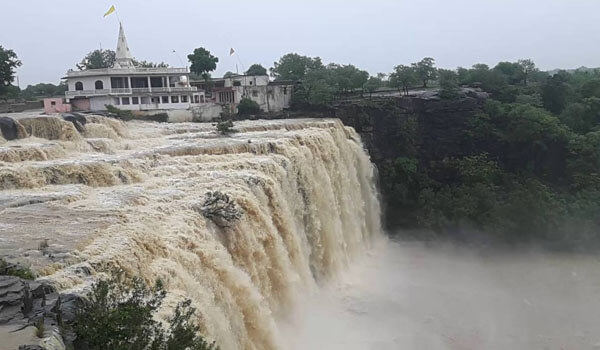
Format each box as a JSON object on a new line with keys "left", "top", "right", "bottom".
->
{"left": 74, "top": 272, "right": 217, "bottom": 350}
{"left": 196, "top": 191, "right": 243, "bottom": 227}
{"left": 144, "top": 113, "right": 169, "bottom": 123}
{"left": 438, "top": 69, "right": 461, "bottom": 99}
{"left": 105, "top": 105, "right": 134, "bottom": 121}
{"left": 216, "top": 120, "right": 235, "bottom": 135}
{"left": 237, "top": 98, "right": 261, "bottom": 115}
{"left": 34, "top": 318, "right": 45, "bottom": 338}
{"left": 0, "top": 258, "right": 35, "bottom": 280}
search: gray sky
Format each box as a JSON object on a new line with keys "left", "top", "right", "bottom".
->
{"left": 3, "top": 0, "right": 600, "bottom": 86}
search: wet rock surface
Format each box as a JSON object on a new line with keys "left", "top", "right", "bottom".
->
{"left": 0, "top": 275, "right": 79, "bottom": 350}
{"left": 0, "top": 117, "right": 27, "bottom": 141}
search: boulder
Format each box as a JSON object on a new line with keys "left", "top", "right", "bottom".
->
{"left": 61, "top": 113, "right": 87, "bottom": 133}
{"left": 0, "top": 117, "right": 27, "bottom": 140}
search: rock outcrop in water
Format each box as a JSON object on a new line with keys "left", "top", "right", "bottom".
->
{"left": 0, "top": 115, "right": 381, "bottom": 349}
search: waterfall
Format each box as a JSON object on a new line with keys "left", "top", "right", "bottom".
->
{"left": 0, "top": 116, "right": 381, "bottom": 350}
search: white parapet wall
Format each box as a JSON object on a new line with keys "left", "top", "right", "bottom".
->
{"left": 135, "top": 103, "right": 223, "bottom": 123}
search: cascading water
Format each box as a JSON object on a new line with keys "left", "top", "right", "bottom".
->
{"left": 0, "top": 115, "right": 381, "bottom": 350}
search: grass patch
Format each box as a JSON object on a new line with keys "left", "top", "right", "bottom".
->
{"left": 105, "top": 105, "right": 134, "bottom": 121}
{"left": 34, "top": 319, "right": 45, "bottom": 338}
{"left": 0, "top": 257, "right": 35, "bottom": 280}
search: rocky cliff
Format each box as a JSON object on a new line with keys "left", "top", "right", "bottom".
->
{"left": 331, "top": 96, "right": 487, "bottom": 168}
{"left": 326, "top": 96, "right": 487, "bottom": 227}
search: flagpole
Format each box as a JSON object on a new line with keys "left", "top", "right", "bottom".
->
{"left": 172, "top": 50, "right": 185, "bottom": 68}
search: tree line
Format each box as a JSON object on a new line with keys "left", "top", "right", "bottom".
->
{"left": 373, "top": 60, "right": 600, "bottom": 246}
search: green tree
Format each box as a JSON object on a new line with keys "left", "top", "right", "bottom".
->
{"left": 518, "top": 59, "right": 537, "bottom": 86}
{"left": 0, "top": 46, "right": 22, "bottom": 95}
{"left": 270, "top": 53, "right": 324, "bottom": 81}
{"left": 438, "top": 69, "right": 460, "bottom": 99}
{"left": 77, "top": 49, "right": 116, "bottom": 70}
{"left": 389, "top": 65, "right": 417, "bottom": 96}
{"left": 237, "top": 97, "right": 261, "bottom": 115}
{"left": 74, "top": 273, "right": 217, "bottom": 350}
{"left": 568, "top": 130, "right": 600, "bottom": 189}
{"left": 188, "top": 48, "right": 219, "bottom": 82}
{"left": 245, "top": 64, "right": 267, "bottom": 76}
{"left": 21, "top": 82, "right": 67, "bottom": 99}
{"left": 305, "top": 68, "right": 335, "bottom": 105}
{"left": 412, "top": 57, "right": 437, "bottom": 88}
{"left": 579, "top": 79, "right": 600, "bottom": 98}
{"left": 541, "top": 71, "right": 574, "bottom": 114}
{"left": 364, "top": 76, "right": 383, "bottom": 98}
{"left": 216, "top": 120, "right": 235, "bottom": 135}
{"left": 291, "top": 67, "right": 334, "bottom": 107}
{"left": 223, "top": 71, "right": 237, "bottom": 78}
{"left": 327, "top": 64, "right": 369, "bottom": 94}
{"left": 559, "top": 98, "right": 600, "bottom": 134}
{"left": 493, "top": 61, "right": 525, "bottom": 85}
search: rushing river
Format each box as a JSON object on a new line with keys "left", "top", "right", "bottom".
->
{"left": 2, "top": 114, "right": 598, "bottom": 350}
{"left": 282, "top": 238, "right": 600, "bottom": 350}
{"left": 0, "top": 115, "right": 381, "bottom": 349}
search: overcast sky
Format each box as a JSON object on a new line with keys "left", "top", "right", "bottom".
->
{"left": 2, "top": 0, "right": 600, "bottom": 86}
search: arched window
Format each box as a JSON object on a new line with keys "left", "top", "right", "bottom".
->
{"left": 75, "top": 82, "right": 83, "bottom": 91}
{"left": 95, "top": 80, "right": 104, "bottom": 90}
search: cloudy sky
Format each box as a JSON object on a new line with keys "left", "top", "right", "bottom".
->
{"left": 2, "top": 0, "right": 599, "bottom": 86}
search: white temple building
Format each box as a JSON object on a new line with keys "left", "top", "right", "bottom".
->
{"left": 64, "top": 24, "right": 203, "bottom": 112}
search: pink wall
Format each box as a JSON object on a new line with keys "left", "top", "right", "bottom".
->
{"left": 70, "top": 98, "right": 90, "bottom": 112}
{"left": 43, "top": 98, "right": 72, "bottom": 114}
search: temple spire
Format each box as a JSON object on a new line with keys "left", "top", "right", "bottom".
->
{"left": 114, "top": 22, "right": 134, "bottom": 68}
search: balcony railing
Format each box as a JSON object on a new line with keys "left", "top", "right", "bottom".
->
{"left": 65, "top": 67, "right": 189, "bottom": 77}
{"left": 66, "top": 87, "right": 198, "bottom": 97}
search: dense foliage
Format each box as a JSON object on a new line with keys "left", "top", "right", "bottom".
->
{"left": 74, "top": 273, "right": 217, "bottom": 350}
{"left": 245, "top": 64, "right": 267, "bottom": 76}
{"left": 21, "top": 82, "right": 67, "bottom": 99}
{"left": 271, "top": 54, "right": 371, "bottom": 107}
{"left": 0, "top": 257, "right": 34, "bottom": 279}
{"left": 0, "top": 46, "right": 21, "bottom": 96}
{"left": 216, "top": 120, "right": 235, "bottom": 135}
{"left": 237, "top": 97, "right": 261, "bottom": 115}
{"left": 268, "top": 51, "right": 600, "bottom": 245}
{"left": 377, "top": 62, "right": 600, "bottom": 246}
{"left": 188, "top": 48, "right": 219, "bottom": 82}
{"left": 105, "top": 105, "right": 134, "bottom": 121}
{"left": 77, "top": 49, "right": 116, "bottom": 70}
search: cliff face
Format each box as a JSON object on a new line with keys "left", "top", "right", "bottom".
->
{"left": 328, "top": 96, "right": 487, "bottom": 228}
{"left": 331, "top": 96, "right": 487, "bottom": 165}
{"left": 256, "top": 96, "right": 488, "bottom": 228}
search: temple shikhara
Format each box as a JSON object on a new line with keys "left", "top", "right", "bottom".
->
{"left": 64, "top": 24, "right": 202, "bottom": 112}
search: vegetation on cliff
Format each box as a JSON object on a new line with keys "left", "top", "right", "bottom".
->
{"left": 372, "top": 62, "right": 600, "bottom": 246}
{"left": 0, "top": 257, "right": 34, "bottom": 280}
{"left": 73, "top": 273, "right": 217, "bottom": 350}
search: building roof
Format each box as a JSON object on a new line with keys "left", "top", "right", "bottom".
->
{"left": 63, "top": 67, "right": 189, "bottom": 79}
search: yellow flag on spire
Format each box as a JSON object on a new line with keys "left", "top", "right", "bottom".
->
{"left": 103, "top": 5, "right": 116, "bottom": 17}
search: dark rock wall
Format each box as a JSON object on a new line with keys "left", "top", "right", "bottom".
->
{"left": 329, "top": 97, "right": 486, "bottom": 228}
{"left": 331, "top": 97, "right": 486, "bottom": 165}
